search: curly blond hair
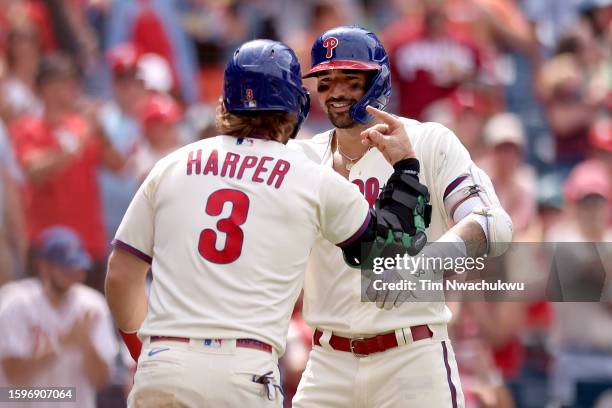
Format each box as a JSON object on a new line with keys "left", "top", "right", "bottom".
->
{"left": 215, "top": 100, "right": 298, "bottom": 143}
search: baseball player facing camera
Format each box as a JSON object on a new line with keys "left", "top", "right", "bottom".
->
{"left": 105, "top": 39, "right": 435, "bottom": 408}
{"left": 291, "top": 26, "right": 513, "bottom": 408}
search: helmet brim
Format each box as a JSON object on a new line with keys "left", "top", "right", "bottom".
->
{"left": 303, "top": 60, "right": 381, "bottom": 78}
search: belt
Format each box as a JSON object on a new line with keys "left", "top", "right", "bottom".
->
{"left": 313, "top": 325, "right": 433, "bottom": 357}
{"left": 150, "top": 336, "right": 272, "bottom": 354}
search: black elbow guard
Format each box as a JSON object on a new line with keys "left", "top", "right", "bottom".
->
{"left": 341, "top": 158, "right": 432, "bottom": 268}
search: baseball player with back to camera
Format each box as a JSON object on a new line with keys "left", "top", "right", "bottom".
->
{"left": 291, "top": 26, "right": 513, "bottom": 408}
{"left": 105, "top": 39, "right": 435, "bottom": 408}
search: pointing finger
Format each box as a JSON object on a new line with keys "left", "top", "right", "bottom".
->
{"left": 360, "top": 124, "right": 389, "bottom": 138}
{"left": 366, "top": 106, "right": 401, "bottom": 129}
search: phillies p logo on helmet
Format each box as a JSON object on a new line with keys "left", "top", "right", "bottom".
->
{"left": 323, "top": 37, "right": 338, "bottom": 59}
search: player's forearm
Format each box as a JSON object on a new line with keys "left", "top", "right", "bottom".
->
{"left": 105, "top": 249, "right": 149, "bottom": 332}
{"left": 446, "top": 217, "right": 487, "bottom": 259}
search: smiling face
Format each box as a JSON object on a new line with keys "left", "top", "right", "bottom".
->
{"left": 316, "top": 70, "right": 369, "bottom": 129}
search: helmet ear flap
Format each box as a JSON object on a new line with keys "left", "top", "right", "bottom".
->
{"left": 350, "top": 63, "right": 391, "bottom": 124}
{"left": 290, "top": 87, "right": 311, "bottom": 139}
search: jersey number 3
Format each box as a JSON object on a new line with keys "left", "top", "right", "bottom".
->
{"left": 198, "top": 189, "right": 250, "bottom": 264}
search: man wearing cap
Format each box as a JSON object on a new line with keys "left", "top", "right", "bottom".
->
{"left": 292, "top": 26, "right": 513, "bottom": 407}
{"left": 0, "top": 226, "right": 118, "bottom": 408}
{"left": 129, "top": 93, "right": 182, "bottom": 182}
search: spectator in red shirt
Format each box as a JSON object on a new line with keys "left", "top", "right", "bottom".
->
{"left": 10, "top": 54, "right": 124, "bottom": 291}
{"left": 384, "top": 0, "right": 483, "bottom": 120}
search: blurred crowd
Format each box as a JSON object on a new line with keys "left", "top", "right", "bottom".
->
{"left": 0, "top": 0, "right": 610, "bottom": 407}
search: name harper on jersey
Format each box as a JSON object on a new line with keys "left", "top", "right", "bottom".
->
{"left": 186, "top": 149, "right": 290, "bottom": 189}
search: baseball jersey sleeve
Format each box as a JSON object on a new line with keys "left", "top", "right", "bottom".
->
{"left": 429, "top": 124, "right": 473, "bottom": 202}
{"left": 318, "top": 168, "right": 371, "bottom": 246}
{"left": 112, "top": 160, "right": 164, "bottom": 263}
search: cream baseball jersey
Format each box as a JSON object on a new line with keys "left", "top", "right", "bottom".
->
{"left": 292, "top": 118, "right": 473, "bottom": 335}
{"left": 113, "top": 135, "right": 370, "bottom": 354}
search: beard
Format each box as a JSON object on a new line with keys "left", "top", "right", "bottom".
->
{"left": 48, "top": 272, "right": 73, "bottom": 298}
{"left": 328, "top": 110, "right": 357, "bottom": 129}
{"left": 326, "top": 99, "right": 358, "bottom": 129}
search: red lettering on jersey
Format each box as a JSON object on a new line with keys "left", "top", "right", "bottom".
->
{"left": 323, "top": 37, "right": 338, "bottom": 59}
{"left": 268, "top": 160, "right": 290, "bottom": 189}
{"left": 203, "top": 149, "right": 219, "bottom": 176}
{"left": 222, "top": 152, "right": 240, "bottom": 178}
{"left": 353, "top": 179, "right": 364, "bottom": 194}
{"left": 187, "top": 149, "right": 202, "bottom": 175}
{"left": 252, "top": 156, "right": 273, "bottom": 183}
{"left": 237, "top": 156, "right": 258, "bottom": 179}
{"left": 353, "top": 177, "right": 380, "bottom": 207}
{"left": 364, "top": 178, "right": 380, "bottom": 207}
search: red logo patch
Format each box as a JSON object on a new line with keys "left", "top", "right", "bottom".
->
{"left": 323, "top": 37, "right": 338, "bottom": 59}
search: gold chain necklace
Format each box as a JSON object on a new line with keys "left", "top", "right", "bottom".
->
{"left": 335, "top": 134, "right": 365, "bottom": 171}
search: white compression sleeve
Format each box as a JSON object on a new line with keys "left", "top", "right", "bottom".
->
{"left": 452, "top": 195, "right": 489, "bottom": 242}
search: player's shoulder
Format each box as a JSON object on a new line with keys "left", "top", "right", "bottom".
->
{"left": 0, "top": 278, "right": 41, "bottom": 298}
{"left": 288, "top": 130, "right": 332, "bottom": 164}
{"left": 0, "top": 278, "right": 42, "bottom": 313}
{"left": 397, "top": 116, "right": 456, "bottom": 140}
{"left": 145, "top": 136, "right": 225, "bottom": 173}
{"left": 295, "top": 130, "right": 333, "bottom": 146}
{"left": 165, "top": 135, "right": 224, "bottom": 158}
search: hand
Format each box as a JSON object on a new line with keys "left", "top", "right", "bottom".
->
{"left": 360, "top": 106, "right": 416, "bottom": 165}
{"left": 365, "top": 267, "right": 418, "bottom": 310}
{"left": 80, "top": 100, "right": 105, "bottom": 142}
{"left": 365, "top": 250, "right": 445, "bottom": 310}
{"left": 60, "top": 311, "right": 97, "bottom": 349}
{"left": 31, "top": 329, "right": 58, "bottom": 362}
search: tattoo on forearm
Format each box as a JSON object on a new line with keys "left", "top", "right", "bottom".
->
{"left": 451, "top": 217, "right": 487, "bottom": 257}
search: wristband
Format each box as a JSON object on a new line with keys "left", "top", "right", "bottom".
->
{"left": 119, "top": 329, "right": 142, "bottom": 362}
{"left": 393, "top": 158, "right": 420, "bottom": 178}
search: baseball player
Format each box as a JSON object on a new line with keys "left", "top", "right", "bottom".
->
{"left": 105, "top": 39, "right": 434, "bottom": 408}
{"left": 291, "top": 26, "right": 513, "bottom": 408}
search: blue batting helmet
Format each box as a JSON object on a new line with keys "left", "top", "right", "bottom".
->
{"left": 304, "top": 26, "right": 391, "bottom": 124}
{"left": 223, "top": 39, "right": 310, "bottom": 138}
